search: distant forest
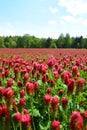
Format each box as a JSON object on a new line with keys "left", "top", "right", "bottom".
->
{"left": 0, "top": 33, "right": 87, "bottom": 48}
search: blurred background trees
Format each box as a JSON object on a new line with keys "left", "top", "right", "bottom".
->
{"left": 0, "top": 33, "right": 87, "bottom": 48}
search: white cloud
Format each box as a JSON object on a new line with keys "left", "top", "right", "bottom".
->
{"left": 60, "top": 15, "right": 87, "bottom": 27}
{"left": 48, "top": 20, "right": 57, "bottom": 25}
{"left": 60, "top": 15, "right": 79, "bottom": 23}
{"left": 59, "top": 0, "right": 87, "bottom": 16}
{"left": 49, "top": 7, "right": 58, "bottom": 14}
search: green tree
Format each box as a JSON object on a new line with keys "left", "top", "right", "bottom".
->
{"left": 45, "top": 37, "right": 52, "bottom": 48}
{"left": 57, "top": 33, "right": 65, "bottom": 48}
{"left": 16, "top": 36, "right": 24, "bottom": 48}
{"left": 50, "top": 39, "right": 57, "bottom": 48}
{"left": 40, "top": 38, "right": 46, "bottom": 48}
{"left": 78, "top": 36, "right": 83, "bottom": 48}
{"left": 83, "top": 38, "right": 87, "bottom": 48}
{"left": 64, "top": 33, "right": 71, "bottom": 48}
{"left": 0, "top": 37, "right": 5, "bottom": 48}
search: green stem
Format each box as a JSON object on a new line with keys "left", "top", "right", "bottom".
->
{"left": 2, "top": 117, "right": 5, "bottom": 130}
{"left": 63, "top": 110, "right": 68, "bottom": 130}
{"left": 48, "top": 106, "right": 51, "bottom": 130}
{"left": 30, "top": 96, "right": 36, "bottom": 130}
{"left": 20, "top": 123, "right": 22, "bottom": 130}
{"left": 12, "top": 119, "right": 16, "bottom": 130}
{"left": 48, "top": 106, "right": 50, "bottom": 121}
{"left": 0, "top": 117, "right": 2, "bottom": 130}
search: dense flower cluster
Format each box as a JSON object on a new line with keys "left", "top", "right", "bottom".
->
{"left": 0, "top": 49, "right": 87, "bottom": 130}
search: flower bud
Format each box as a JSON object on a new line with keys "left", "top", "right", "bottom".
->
{"left": 76, "top": 78, "right": 86, "bottom": 92}
{"left": 46, "top": 87, "right": 52, "bottom": 95}
{"left": 7, "top": 78, "right": 13, "bottom": 87}
{"left": 19, "top": 98, "right": 26, "bottom": 107}
{"left": 0, "top": 106, "right": 2, "bottom": 115}
{"left": 44, "top": 94, "right": 51, "bottom": 106}
{"left": 51, "top": 96, "right": 58, "bottom": 116}
{"left": 2, "top": 105, "right": 8, "bottom": 116}
{"left": 23, "top": 73, "right": 29, "bottom": 83}
{"left": 21, "top": 114, "right": 31, "bottom": 127}
{"left": 70, "top": 111, "right": 83, "bottom": 130}
{"left": 72, "top": 65, "right": 78, "bottom": 76}
{"left": 82, "top": 111, "right": 87, "bottom": 127}
{"left": 58, "top": 89, "right": 63, "bottom": 96}
{"left": 20, "top": 90, "right": 25, "bottom": 97}
{"left": 4, "top": 87, "right": 14, "bottom": 99}
{"left": 52, "top": 120, "right": 60, "bottom": 130}
{"left": 26, "top": 82, "right": 34, "bottom": 96}
{"left": 61, "top": 97, "right": 68, "bottom": 109}
{"left": 0, "top": 86, "right": 5, "bottom": 97}
{"left": 67, "top": 79, "right": 75, "bottom": 95}
{"left": 14, "top": 112, "right": 21, "bottom": 123}
{"left": 34, "top": 82, "right": 39, "bottom": 92}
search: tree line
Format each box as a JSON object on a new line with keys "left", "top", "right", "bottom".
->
{"left": 0, "top": 33, "right": 87, "bottom": 48}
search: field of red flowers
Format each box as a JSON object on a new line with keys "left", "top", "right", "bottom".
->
{"left": 0, "top": 49, "right": 87, "bottom": 130}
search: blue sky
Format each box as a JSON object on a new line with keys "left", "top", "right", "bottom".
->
{"left": 0, "top": 0, "right": 87, "bottom": 38}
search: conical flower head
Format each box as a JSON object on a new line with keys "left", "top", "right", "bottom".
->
{"left": 52, "top": 120, "right": 60, "bottom": 130}
{"left": 70, "top": 111, "right": 83, "bottom": 130}
{"left": 14, "top": 112, "right": 21, "bottom": 123}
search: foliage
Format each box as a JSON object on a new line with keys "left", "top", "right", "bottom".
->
{"left": 0, "top": 49, "right": 87, "bottom": 130}
{"left": 0, "top": 33, "right": 87, "bottom": 48}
